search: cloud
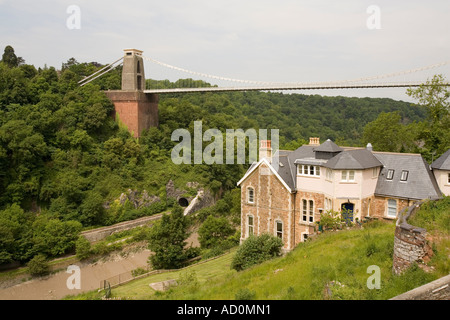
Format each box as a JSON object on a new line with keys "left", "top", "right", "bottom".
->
{"left": 0, "top": 0, "right": 448, "bottom": 101}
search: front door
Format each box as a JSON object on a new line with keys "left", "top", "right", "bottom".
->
{"left": 341, "top": 202, "right": 354, "bottom": 222}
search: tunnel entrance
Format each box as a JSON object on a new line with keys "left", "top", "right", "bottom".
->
{"left": 178, "top": 197, "right": 189, "bottom": 207}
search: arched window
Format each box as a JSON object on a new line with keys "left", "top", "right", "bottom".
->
{"left": 275, "top": 220, "right": 283, "bottom": 239}
{"left": 247, "top": 187, "right": 254, "bottom": 204}
{"left": 248, "top": 215, "right": 254, "bottom": 236}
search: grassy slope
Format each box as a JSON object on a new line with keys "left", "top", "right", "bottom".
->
{"left": 96, "top": 220, "right": 444, "bottom": 300}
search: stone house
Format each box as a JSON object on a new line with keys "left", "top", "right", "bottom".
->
{"left": 237, "top": 138, "right": 447, "bottom": 251}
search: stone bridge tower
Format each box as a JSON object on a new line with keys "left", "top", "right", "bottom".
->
{"left": 105, "top": 49, "right": 159, "bottom": 138}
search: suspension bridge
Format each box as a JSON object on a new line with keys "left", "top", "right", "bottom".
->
{"left": 78, "top": 49, "right": 450, "bottom": 137}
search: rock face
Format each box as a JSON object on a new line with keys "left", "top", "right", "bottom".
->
{"left": 118, "top": 189, "right": 161, "bottom": 209}
{"left": 165, "top": 179, "right": 216, "bottom": 215}
{"left": 183, "top": 188, "right": 215, "bottom": 216}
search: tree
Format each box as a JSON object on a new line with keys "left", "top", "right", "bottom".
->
{"left": 2, "top": 46, "right": 18, "bottom": 68}
{"left": 198, "top": 215, "right": 235, "bottom": 249}
{"left": 147, "top": 205, "right": 190, "bottom": 269}
{"left": 362, "top": 111, "right": 415, "bottom": 152}
{"left": 407, "top": 74, "right": 450, "bottom": 159}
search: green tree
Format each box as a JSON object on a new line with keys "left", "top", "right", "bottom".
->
{"left": 407, "top": 74, "right": 450, "bottom": 159}
{"left": 2, "top": 46, "right": 19, "bottom": 68}
{"left": 198, "top": 215, "right": 235, "bottom": 249}
{"left": 362, "top": 111, "right": 415, "bottom": 152}
{"left": 147, "top": 205, "right": 190, "bottom": 269}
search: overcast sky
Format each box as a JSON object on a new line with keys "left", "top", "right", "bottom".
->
{"left": 1, "top": 0, "right": 449, "bottom": 101}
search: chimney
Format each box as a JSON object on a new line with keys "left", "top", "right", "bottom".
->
{"left": 366, "top": 143, "right": 373, "bottom": 152}
{"left": 259, "top": 140, "right": 272, "bottom": 162}
{"left": 309, "top": 137, "right": 320, "bottom": 146}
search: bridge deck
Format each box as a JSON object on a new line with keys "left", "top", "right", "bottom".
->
{"left": 143, "top": 82, "right": 448, "bottom": 94}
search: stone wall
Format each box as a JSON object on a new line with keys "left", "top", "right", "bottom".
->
{"left": 390, "top": 274, "right": 450, "bottom": 300}
{"left": 392, "top": 201, "right": 433, "bottom": 275}
{"left": 81, "top": 214, "right": 162, "bottom": 243}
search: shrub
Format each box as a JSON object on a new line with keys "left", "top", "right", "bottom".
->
{"left": 231, "top": 233, "right": 283, "bottom": 271}
{"left": 75, "top": 236, "right": 92, "bottom": 260}
{"left": 27, "top": 254, "right": 50, "bottom": 276}
{"left": 235, "top": 288, "right": 255, "bottom": 300}
{"left": 318, "top": 210, "right": 342, "bottom": 231}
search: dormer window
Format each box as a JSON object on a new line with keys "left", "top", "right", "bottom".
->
{"left": 386, "top": 169, "right": 394, "bottom": 180}
{"left": 400, "top": 170, "right": 409, "bottom": 181}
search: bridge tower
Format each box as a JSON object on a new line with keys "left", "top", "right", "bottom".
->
{"left": 105, "top": 49, "right": 159, "bottom": 138}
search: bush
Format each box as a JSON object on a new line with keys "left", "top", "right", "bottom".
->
{"left": 75, "top": 236, "right": 92, "bottom": 260}
{"left": 231, "top": 233, "right": 283, "bottom": 271}
{"left": 27, "top": 254, "right": 50, "bottom": 276}
{"left": 235, "top": 288, "right": 255, "bottom": 300}
{"left": 318, "top": 210, "right": 342, "bottom": 231}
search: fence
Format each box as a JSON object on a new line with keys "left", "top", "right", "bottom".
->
{"left": 99, "top": 250, "right": 232, "bottom": 290}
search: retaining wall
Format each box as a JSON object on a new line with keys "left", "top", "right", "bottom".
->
{"left": 390, "top": 274, "right": 450, "bottom": 300}
{"left": 392, "top": 201, "right": 433, "bottom": 275}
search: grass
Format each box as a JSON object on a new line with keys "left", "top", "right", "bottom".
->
{"left": 68, "top": 217, "right": 448, "bottom": 300}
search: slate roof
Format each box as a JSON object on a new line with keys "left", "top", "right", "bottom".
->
{"left": 323, "top": 149, "right": 382, "bottom": 170}
{"left": 313, "top": 139, "right": 343, "bottom": 153}
{"left": 374, "top": 152, "right": 442, "bottom": 200}
{"left": 431, "top": 149, "right": 450, "bottom": 170}
{"left": 239, "top": 139, "right": 445, "bottom": 200}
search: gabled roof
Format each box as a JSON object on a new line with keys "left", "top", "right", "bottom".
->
{"left": 374, "top": 152, "right": 442, "bottom": 200}
{"left": 431, "top": 149, "right": 450, "bottom": 170}
{"left": 237, "top": 157, "right": 294, "bottom": 193}
{"left": 324, "top": 149, "right": 382, "bottom": 170}
{"left": 313, "top": 139, "right": 343, "bottom": 153}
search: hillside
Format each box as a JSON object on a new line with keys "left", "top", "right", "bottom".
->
{"left": 68, "top": 211, "right": 449, "bottom": 300}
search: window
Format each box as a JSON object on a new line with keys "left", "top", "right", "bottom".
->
{"left": 302, "top": 233, "right": 308, "bottom": 242}
{"left": 386, "top": 169, "right": 394, "bottom": 180}
{"left": 341, "top": 170, "right": 355, "bottom": 182}
{"left": 400, "top": 170, "right": 409, "bottom": 181}
{"left": 248, "top": 188, "right": 254, "bottom": 203}
{"left": 276, "top": 221, "right": 283, "bottom": 239}
{"left": 325, "top": 198, "right": 332, "bottom": 211}
{"left": 387, "top": 199, "right": 397, "bottom": 217}
{"left": 448, "top": 173, "right": 450, "bottom": 184}
{"left": 302, "top": 199, "right": 307, "bottom": 222}
{"left": 248, "top": 215, "right": 254, "bottom": 236}
{"left": 302, "top": 199, "right": 314, "bottom": 223}
{"left": 309, "top": 200, "right": 314, "bottom": 223}
{"left": 326, "top": 168, "right": 333, "bottom": 181}
{"left": 299, "top": 165, "right": 320, "bottom": 177}
{"left": 372, "top": 167, "right": 378, "bottom": 178}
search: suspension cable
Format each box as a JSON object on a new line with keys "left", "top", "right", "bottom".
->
{"left": 78, "top": 57, "right": 123, "bottom": 86}
{"left": 142, "top": 55, "right": 450, "bottom": 87}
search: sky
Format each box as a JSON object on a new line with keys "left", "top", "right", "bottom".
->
{"left": 0, "top": 0, "right": 449, "bottom": 102}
